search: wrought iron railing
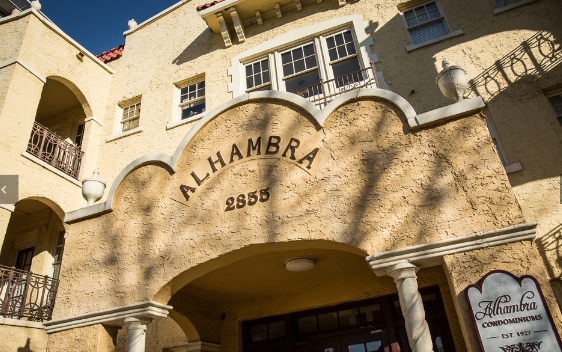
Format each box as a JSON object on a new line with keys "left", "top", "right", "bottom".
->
{"left": 293, "top": 62, "right": 379, "bottom": 108}
{"left": 26, "top": 121, "right": 84, "bottom": 180}
{"left": 0, "top": 265, "right": 59, "bottom": 321}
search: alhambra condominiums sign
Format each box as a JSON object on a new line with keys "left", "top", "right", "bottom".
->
{"left": 466, "top": 270, "right": 562, "bottom": 352}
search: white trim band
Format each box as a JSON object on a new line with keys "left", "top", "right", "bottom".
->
{"left": 367, "top": 222, "right": 537, "bottom": 275}
{"left": 0, "top": 59, "right": 46, "bottom": 83}
{"left": 0, "top": 317, "right": 45, "bottom": 329}
{"left": 44, "top": 300, "right": 172, "bottom": 334}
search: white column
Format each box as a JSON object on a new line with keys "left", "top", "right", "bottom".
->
{"left": 124, "top": 317, "right": 151, "bottom": 352}
{"left": 386, "top": 262, "right": 434, "bottom": 352}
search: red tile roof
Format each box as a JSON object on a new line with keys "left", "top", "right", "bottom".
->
{"left": 196, "top": 0, "right": 225, "bottom": 12}
{"left": 96, "top": 44, "right": 125, "bottom": 64}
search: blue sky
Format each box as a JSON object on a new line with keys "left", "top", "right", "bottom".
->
{"left": 41, "top": 0, "right": 179, "bottom": 55}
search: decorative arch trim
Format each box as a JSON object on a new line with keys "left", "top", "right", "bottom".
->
{"left": 64, "top": 89, "right": 417, "bottom": 223}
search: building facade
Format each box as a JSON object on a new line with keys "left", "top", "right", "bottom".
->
{"left": 1, "top": 0, "right": 562, "bottom": 351}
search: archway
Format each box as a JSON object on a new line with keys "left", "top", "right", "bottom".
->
{"left": 26, "top": 77, "right": 91, "bottom": 180}
{"left": 0, "top": 198, "right": 66, "bottom": 321}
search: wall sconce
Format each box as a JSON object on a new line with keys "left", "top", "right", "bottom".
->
{"left": 76, "top": 52, "right": 85, "bottom": 61}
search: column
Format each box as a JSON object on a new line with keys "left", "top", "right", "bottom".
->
{"left": 124, "top": 317, "right": 152, "bottom": 352}
{"left": 386, "top": 262, "right": 433, "bottom": 352}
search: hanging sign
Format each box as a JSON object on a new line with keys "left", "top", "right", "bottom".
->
{"left": 466, "top": 270, "right": 562, "bottom": 352}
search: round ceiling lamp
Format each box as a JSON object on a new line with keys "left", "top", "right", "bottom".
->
{"left": 284, "top": 257, "right": 316, "bottom": 272}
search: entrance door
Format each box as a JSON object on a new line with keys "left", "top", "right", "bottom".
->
{"left": 295, "top": 331, "right": 389, "bottom": 352}
{"left": 340, "top": 331, "right": 389, "bottom": 352}
{"left": 295, "top": 337, "right": 341, "bottom": 352}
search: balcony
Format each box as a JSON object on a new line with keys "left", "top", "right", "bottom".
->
{"left": 293, "top": 63, "right": 379, "bottom": 109}
{"left": 0, "top": 265, "right": 59, "bottom": 321}
{"left": 26, "top": 121, "right": 84, "bottom": 180}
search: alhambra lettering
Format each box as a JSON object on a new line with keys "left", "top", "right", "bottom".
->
{"left": 180, "top": 135, "right": 320, "bottom": 202}
{"left": 475, "top": 291, "right": 538, "bottom": 320}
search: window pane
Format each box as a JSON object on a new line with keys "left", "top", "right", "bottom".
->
{"left": 293, "top": 47, "right": 304, "bottom": 60}
{"left": 181, "top": 100, "right": 205, "bottom": 119}
{"left": 247, "top": 76, "right": 254, "bottom": 89}
{"left": 359, "top": 304, "right": 384, "bottom": 324}
{"left": 285, "top": 70, "right": 321, "bottom": 93}
{"left": 346, "top": 42, "right": 356, "bottom": 55}
{"left": 281, "top": 51, "right": 292, "bottom": 65}
{"left": 298, "top": 316, "right": 318, "bottom": 335}
{"left": 255, "top": 74, "right": 262, "bottom": 86}
{"left": 329, "top": 48, "right": 338, "bottom": 61}
{"left": 335, "top": 33, "right": 344, "bottom": 46}
{"left": 250, "top": 324, "right": 267, "bottom": 342}
{"left": 262, "top": 70, "right": 270, "bottom": 84}
{"left": 303, "top": 44, "right": 315, "bottom": 57}
{"left": 332, "top": 57, "right": 362, "bottom": 87}
{"left": 409, "top": 19, "right": 448, "bottom": 44}
{"left": 318, "top": 312, "right": 339, "bottom": 331}
{"left": 294, "top": 59, "right": 305, "bottom": 73}
{"left": 343, "top": 30, "right": 353, "bottom": 43}
{"left": 245, "top": 65, "right": 253, "bottom": 76}
{"left": 339, "top": 308, "right": 359, "bottom": 327}
{"left": 268, "top": 321, "right": 285, "bottom": 339}
{"left": 349, "top": 344, "right": 366, "bottom": 352}
{"left": 337, "top": 45, "right": 347, "bottom": 59}
{"left": 283, "top": 63, "right": 294, "bottom": 76}
{"left": 326, "top": 36, "right": 335, "bottom": 49}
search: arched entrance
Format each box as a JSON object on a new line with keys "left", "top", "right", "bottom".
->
{"left": 163, "top": 241, "right": 457, "bottom": 352}
{"left": 0, "top": 198, "right": 66, "bottom": 321}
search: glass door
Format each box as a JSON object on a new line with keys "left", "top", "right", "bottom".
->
{"left": 295, "top": 337, "right": 341, "bottom": 352}
{"left": 339, "top": 331, "right": 389, "bottom": 352}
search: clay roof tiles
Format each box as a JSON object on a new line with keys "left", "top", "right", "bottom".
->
{"left": 96, "top": 44, "right": 125, "bottom": 64}
{"left": 196, "top": 0, "right": 225, "bottom": 12}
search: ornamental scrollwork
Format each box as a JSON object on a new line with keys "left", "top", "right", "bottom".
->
{"left": 499, "top": 341, "right": 542, "bottom": 352}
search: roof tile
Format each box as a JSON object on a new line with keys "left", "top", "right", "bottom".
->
{"left": 196, "top": 0, "right": 225, "bottom": 12}
{"left": 96, "top": 44, "right": 125, "bottom": 64}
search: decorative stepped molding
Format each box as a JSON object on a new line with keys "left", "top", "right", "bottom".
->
{"left": 44, "top": 300, "right": 172, "bottom": 334}
{"left": 367, "top": 222, "right": 537, "bottom": 275}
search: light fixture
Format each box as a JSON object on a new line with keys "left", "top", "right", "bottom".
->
{"left": 284, "top": 257, "right": 316, "bottom": 272}
{"left": 76, "top": 52, "right": 84, "bottom": 61}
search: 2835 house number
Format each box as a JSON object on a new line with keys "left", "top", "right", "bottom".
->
{"left": 225, "top": 188, "right": 270, "bottom": 212}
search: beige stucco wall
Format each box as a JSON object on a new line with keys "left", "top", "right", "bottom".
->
{"left": 46, "top": 324, "right": 116, "bottom": 352}
{"left": 55, "top": 98, "right": 521, "bottom": 321}
{"left": 0, "top": 11, "right": 113, "bottom": 214}
{"left": 0, "top": 323, "right": 48, "bottom": 352}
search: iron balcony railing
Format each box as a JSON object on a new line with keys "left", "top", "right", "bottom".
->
{"left": 0, "top": 265, "right": 59, "bottom": 321}
{"left": 26, "top": 121, "right": 84, "bottom": 180}
{"left": 293, "top": 62, "right": 379, "bottom": 108}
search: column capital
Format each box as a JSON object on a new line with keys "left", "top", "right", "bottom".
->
{"left": 124, "top": 317, "right": 152, "bottom": 330}
{"left": 386, "top": 261, "right": 418, "bottom": 281}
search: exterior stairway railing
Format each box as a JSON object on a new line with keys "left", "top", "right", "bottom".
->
{"left": 293, "top": 62, "right": 379, "bottom": 109}
{"left": 0, "top": 265, "right": 59, "bottom": 321}
{"left": 26, "top": 121, "right": 84, "bottom": 180}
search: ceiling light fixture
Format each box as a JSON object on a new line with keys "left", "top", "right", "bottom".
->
{"left": 284, "top": 257, "right": 316, "bottom": 272}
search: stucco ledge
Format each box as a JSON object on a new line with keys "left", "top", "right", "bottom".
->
{"left": 411, "top": 96, "right": 486, "bottom": 130}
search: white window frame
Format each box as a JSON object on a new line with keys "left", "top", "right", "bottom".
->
{"left": 228, "top": 15, "right": 382, "bottom": 98}
{"left": 398, "top": 1, "right": 464, "bottom": 52}
{"left": 120, "top": 99, "right": 141, "bottom": 133}
{"left": 546, "top": 88, "right": 562, "bottom": 125}
{"left": 107, "top": 96, "right": 144, "bottom": 142}
{"left": 168, "top": 75, "right": 207, "bottom": 130}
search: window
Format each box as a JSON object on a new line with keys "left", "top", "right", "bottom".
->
{"left": 243, "top": 28, "right": 373, "bottom": 103}
{"left": 74, "top": 123, "right": 85, "bottom": 148}
{"left": 120, "top": 100, "right": 141, "bottom": 132}
{"left": 15, "top": 247, "right": 34, "bottom": 272}
{"left": 402, "top": 2, "right": 449, "bottom": 44}
{"left": 178, "top": 79, "right": 206, "bottom": 120}
{"left": 52, "top": 231, "right": 66, "bottom": 280}
{"left": 547, "top": 91, "right": 562, "bottom": 125}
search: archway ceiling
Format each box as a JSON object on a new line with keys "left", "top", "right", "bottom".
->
{"left": 36, "top": 79, "right": 82, "bottom": 120}
{"left": 178, "top": 248, "right": 382, "bottom": 304}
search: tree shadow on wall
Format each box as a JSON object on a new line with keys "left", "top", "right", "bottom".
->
{"left": 17, "top": 339, "right": 33, "bottom": 352}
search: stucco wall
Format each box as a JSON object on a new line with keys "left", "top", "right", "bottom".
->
{"left": 0, "top": 323, "right": 48, "bottom": 352}
{"left": 54, "top": 98, "right": 522, "bottom": 318}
